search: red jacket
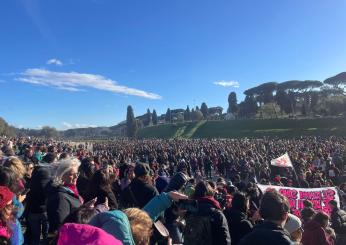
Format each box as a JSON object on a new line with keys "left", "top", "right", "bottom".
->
{"left": 302, "top": 220, "right": 333, "bottom": 245}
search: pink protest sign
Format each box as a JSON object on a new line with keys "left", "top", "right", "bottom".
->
{"left": 257, "top": 184, "right": 340, "bottom": 217}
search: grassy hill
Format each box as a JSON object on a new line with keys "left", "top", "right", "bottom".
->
{"left": 137, "top": 118, "right": 346, "bottom": 139}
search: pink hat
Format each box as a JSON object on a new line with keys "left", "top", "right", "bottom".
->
{"left": 0, "top": 186, "right": 14, "bottom": 209}
{"left": 58, "top": 223, "right": 122, "bottom": 245}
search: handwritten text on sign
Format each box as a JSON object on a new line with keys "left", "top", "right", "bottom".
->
{"left": 257, "top": 184, "right": 340, "bottom": 217}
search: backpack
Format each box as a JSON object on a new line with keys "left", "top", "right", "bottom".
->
{"left": 183, "top": 212, "right": 213, "bottom": 245}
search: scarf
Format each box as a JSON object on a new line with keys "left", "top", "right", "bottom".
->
{"left": 196, "top": 196, "right": 222, "bottom": 210}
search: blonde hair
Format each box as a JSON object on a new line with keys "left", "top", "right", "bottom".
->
{"left": 123, "top": 208, "right": 153, "bottom": 245}
{"left": 4, "top": 157, "right": 26, "bottom": 179}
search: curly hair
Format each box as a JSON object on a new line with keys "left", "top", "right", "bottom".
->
{"left": 123, "top": 208, "right": 153, "bottom": 245}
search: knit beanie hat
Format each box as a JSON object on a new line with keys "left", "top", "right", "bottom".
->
{"left": 0, "top": 186, "right": 14, "bottom": 209}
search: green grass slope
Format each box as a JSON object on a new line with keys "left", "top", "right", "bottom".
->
{"left": 137, "top": 118, "right": 346, "bottom": 139}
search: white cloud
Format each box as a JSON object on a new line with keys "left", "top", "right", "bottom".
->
{"left": 47, "top": 58, "right": 63, "bottom": 66}
{"left": 213, "top": 80, "right": 240, "bottom": 88}
{"left": 62, "top": 122, "right": 97, "bottom": 129}
{"left": 17, "top": 68, "right": 162, "bottom": 99}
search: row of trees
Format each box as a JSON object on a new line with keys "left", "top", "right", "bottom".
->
{"left": 227, "top": 72, "right": 346, "bottom": 119}
{"left": 125, "top": 72, "right": 346, "bottom": 137}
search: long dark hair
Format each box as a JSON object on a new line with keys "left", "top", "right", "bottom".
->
{"left": 0, "top": 166, "right": 18, "bottom": 194}
{"left": 79, "top": 157, "right": 95, "bottom": 179}
{"left": 231, "top": 192, "right": 249, "bottom": 213}
{"left": 86, "top": 169, "right": 112, "bottom": 198}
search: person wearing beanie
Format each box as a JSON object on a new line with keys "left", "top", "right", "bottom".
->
{"left": 120, "top": 163, "right": 158, "bottom": 209}
{"left": 0, "top": 186, "right": 15, "bottom": 240}
{"left": 284, "top": 213, "right": 303, "bottom": 244}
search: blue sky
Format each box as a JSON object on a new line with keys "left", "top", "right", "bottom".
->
{"left": 1, "top": 0, "right": 346, "bottom": 130}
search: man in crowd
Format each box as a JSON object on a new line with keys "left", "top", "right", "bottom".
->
{"left": 329, "top": 200, "right": 346, "bottom": 245}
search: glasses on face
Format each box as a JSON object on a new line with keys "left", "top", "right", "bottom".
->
{"left": 70, "top": 172, "right": 80, "bottom": 178}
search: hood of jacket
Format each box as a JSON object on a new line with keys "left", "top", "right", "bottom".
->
{"left": 57, "top": 223, "right": 122, "bottom": 245}
{"left": 89, "top": 210, "right": 135, "bottom": 245}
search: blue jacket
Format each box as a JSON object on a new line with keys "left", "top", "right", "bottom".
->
{"left": 89, "top": 210, "right": 135, "bottom": 245}
{"left": 11, "top": 197, "right": 24, "bottom": 245}
{"left": 143, "top": 192, "right": 173, "bottom": 221}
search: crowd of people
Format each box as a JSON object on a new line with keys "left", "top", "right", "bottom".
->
{"left": 0, "top": 136, "right": 345, "bottom": 245}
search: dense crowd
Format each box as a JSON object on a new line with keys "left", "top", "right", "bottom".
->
{"left": 0, "top": 136, "right": 345, "bottom": 245}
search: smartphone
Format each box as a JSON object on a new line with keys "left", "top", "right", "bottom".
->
{"left": 177, "top": 199, "right": 198, "bottom": 213}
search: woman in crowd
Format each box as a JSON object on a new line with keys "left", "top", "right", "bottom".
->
{"left": 77, "top": 157, "right": 95, "bottom": 200}
{"left": 120, "top": 163, "right": 135, "bottom": 191}
{"left": 224, "top": 192, "right": 254, "bottom": 245}
{"left": 0, "top": 186, "right": 15, "bottom": 243}
{"left": 302, "top": 211, "right": 334, "bottom": 245}
{"left": 284, "top": 213, "right": 303, "bottom": 244}
{"left": 186, "top": 181, "right": 231, "bottom": 245}
{"left": 84, "top": 168, "right": 118, "bottom": 210}
{"left": 0, "top": 161, "right": 26, "bottom": 245}
{"left": 47, "top": 158, "right": 82, "bottom": 233}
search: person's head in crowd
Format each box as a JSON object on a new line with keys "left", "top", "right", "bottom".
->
{"left": 0, "top": 186, "right": 14, "bottom": 218}
{"left": 48, "top": 145, "right": 56, "bottom": 153}
{"left": 0, "top": 186, "right": 15, "bottom": 240}
{"left": 301, "top": 207, "right": 315, "bottom": 224}
{"left": 284, "top": 213, "right": 303, "bottom": 243}
{"left": 87, "top": 169, "right": 113, "bottom": 196}
{"left": 313, "top": 211, "right": 329, "bottom": 229}
{"left": 79, "top": 157, "right": 96, "bottom": 180}
{"left": 165, "top": 172, "right": 189, "bottom": 192}
{"left": 123, "top": 164, "right": 135, "bottom": 181}
{"left": 0, "top": 166, "right": 18, "bottom": 194}
{"left": 328, "top": 200, "right": 338, "bottom": 212}
{"left": 259, "top": 190, "right": 290, "bottom": 227}
{"left": 226, "top": 184, "right": 238, "bottom": 196}
{"left": 42, "top": 152, "right": 56, "bottom": 164}
{"left": 59, "top": 152, "right": 69, "bottom": 160}
{"left": 340, "top": 182, "right": 346, "bottom": 192}
{"left": 303, "top": 200, "right": 313, "bottom": 208}
{"left": 3, "top": 157, "right": 26, "bottom": 180}
{"left": 53, "top": 158, "right": 81, "bottom": 186}
{"left": 1, "top": 146, "right": 14, "bottom": 157}
{"left": 193, "top": 181, "right": 214, "bottom": 199}
{"left": 231, "top": 192, "right": 249, "bottom": 213}
{"left": 63, "top": 206, "right": 98, "bottom": 225}
{"left": 123, "top": 208, "right": 153, "bottom": 245}
{"left": 24, "top": 161, "right": 34, "bottom": 179}
{"left": 134, "top": 163, "right": 152, "bottom": 184}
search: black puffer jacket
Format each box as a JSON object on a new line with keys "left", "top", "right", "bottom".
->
{"left": 330, "top": 208, "right": 346, "bottom": 234}
{"left": 224, "top": 208, "right": 253, "bottom": 245}
{"left": 239, "top": 221, "right": 291, "bottom": 245}
{"left": 46, "top": 185, "right": 82, "bottom": 232}
{"left": 120, "top": 178, "right": 158, "bottom": 208}
{"left": 196, "top": 197, "right": 231, "bottom": 245}
{"left": 26, "top": 164, "right": 53, "bottom": 214}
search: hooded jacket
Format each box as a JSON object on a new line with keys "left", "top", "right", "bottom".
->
{"left": 301, "top": 220, "right": 333, "bottom": 245}
{"left": 57, "top": 223, "right": 122, "bottom": 245}
{"left": 89, "top": 210, "right": 135, "bottom": 245}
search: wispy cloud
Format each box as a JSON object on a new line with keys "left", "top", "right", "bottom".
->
{"left": 213, "top": 80, "right": 240, "bottom": 88}
{"left": 47, "top": 58, "right": 63, "bottom": 66}
{"left": 0, "top": 80, "right": 6, "bottom": 83}
{"left": 17, "top": 68, "right": 162, "bottom": 99}
{"left": 62, "top": 122, "right": 97, "bottom": 129}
